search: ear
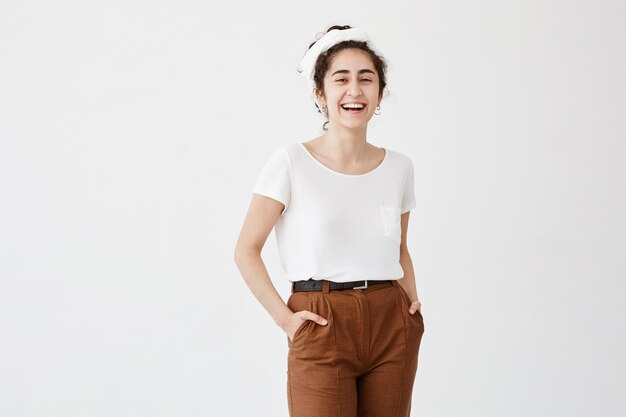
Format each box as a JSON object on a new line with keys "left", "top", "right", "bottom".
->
{"left": 314, "top": 88, "right": 324, "bottom": 102}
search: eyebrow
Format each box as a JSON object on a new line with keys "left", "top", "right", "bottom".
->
{"left": 330, "top": 69, "right": 376, "bottom": 77}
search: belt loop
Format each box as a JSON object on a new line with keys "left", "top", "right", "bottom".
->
{"left": 322, "top": 279, "right": 330, "bottom": 294}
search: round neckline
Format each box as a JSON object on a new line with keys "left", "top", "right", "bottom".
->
{"left": 298, "top": 142, "right": 388, "bottom": 178}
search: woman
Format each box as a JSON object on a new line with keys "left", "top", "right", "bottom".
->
{"left": 234, "top": 25, "right": 424, "bottom": 417}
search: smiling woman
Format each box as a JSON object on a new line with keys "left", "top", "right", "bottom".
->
{"left": 297, "top": 26, "right": 389, "bottom": 131}
{"left": 234, "top": 24, "right": 424, "bottom": 417}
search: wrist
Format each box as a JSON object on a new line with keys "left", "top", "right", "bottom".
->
{"left": 275, "top": 308, "right": 293, "bottom": 329}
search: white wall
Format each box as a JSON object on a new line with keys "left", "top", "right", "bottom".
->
{"left": 1, "top": 0, "right": 624, "bottom": 416}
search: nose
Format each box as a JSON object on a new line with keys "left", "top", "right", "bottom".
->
{"left": 347, "top": 79, "right": 363, "bottom": 97}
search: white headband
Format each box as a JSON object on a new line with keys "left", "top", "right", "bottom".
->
{"left": 297, "top": 28, "right": 384, "bottom": 102}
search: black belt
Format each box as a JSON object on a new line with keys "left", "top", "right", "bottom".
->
{"left": 293, "top": 278, "right": 392, "bottom": 292}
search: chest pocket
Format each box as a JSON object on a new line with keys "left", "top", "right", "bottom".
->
{"left": 379, "top": 206, "right": 402, "bottom": 244}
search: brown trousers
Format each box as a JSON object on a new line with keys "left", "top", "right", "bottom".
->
{"left": 286, "top": 279, "right": 424, "bottom": 417}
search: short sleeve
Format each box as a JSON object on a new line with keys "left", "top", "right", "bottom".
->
{"left": 252, "top": 147, "right": 291, "bottom": 211}
{"left": 401, "top": 158, "right": 417, "bottom": 214}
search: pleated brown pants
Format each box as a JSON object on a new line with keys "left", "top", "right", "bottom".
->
{"left": 286, "top": 279, "right": 424, "bottom": 417}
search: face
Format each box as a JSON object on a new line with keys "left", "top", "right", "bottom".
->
{"left": 315, "top": 48, "right": 381, "bottom": 129}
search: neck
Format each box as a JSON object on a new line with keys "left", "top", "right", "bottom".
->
{"left": 325, "top": 120, "right": 368, "bottom": 143}
{"left": 319, "top": 124, "right": 371, "bottom": 161}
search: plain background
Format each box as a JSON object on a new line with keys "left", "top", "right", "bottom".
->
{"left": 1, "top": 0, "right": 625, "bottom": 416}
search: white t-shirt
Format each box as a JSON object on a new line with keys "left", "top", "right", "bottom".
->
{"left": 252, "top": 141, "right": 417, "bottom": 283}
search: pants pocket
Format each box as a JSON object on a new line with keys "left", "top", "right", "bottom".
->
{"left": 288, "top": 319, "right": 313, "bottom": 348}
{"left": 286, "top": 292, "right": 312, "bottom": 348}
{"left": 397, "top": 282, "right": 423, "bottom": 320}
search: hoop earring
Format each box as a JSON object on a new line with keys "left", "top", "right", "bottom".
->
{"left": 321, "top": 105, "right": 328, "bottom": 118}
{"left": 374, "top": 105, "right": 382, "bottom": 115}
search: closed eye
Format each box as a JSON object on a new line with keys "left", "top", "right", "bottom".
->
{"left": 336, "top": 79, "right": 373, "bottom": 82}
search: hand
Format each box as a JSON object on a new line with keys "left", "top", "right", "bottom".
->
{"left": 284, "top": 310, "right": 328, "bottom": 342}
{"left": 408, "top": 300, "right": 422, "bottom": 315}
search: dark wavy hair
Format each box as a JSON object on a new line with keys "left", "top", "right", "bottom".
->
{"left": 301, "top": 24, "right": 389, "bottom": 131}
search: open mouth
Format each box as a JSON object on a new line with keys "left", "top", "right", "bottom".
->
{"left": 341, "top": 103, "right": 366, "bottom": 114}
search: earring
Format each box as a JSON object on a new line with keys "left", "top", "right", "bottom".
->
{"left": 374, "top": 105, "right": 382, "bottom": 115}
{"left": 321, "top": 104, "right": 328, "bottom": 118}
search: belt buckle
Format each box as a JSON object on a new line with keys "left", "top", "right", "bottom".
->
{"left": 352, "top": 280, "right": 368, "bottom": 290}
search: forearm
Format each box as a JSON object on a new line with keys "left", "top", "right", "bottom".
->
{"left": 397, "top": 249, "right": 420, "bottom": 303}
{"left": 234, "top": 248, "right": 292, "bottom": 329}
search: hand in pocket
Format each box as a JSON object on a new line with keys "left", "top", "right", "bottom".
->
{"left": 285, "top": 310, "right": 328, "bottom": 342}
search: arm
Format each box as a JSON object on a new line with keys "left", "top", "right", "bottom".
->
{"left": 234, "top": 194, "right": 293, "bottom": 329}
{"left": 396, "top": 211, "right": 422, "bottom": 315}
{"left": 233, "top": 194, "right": 327, "bottom": 338}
